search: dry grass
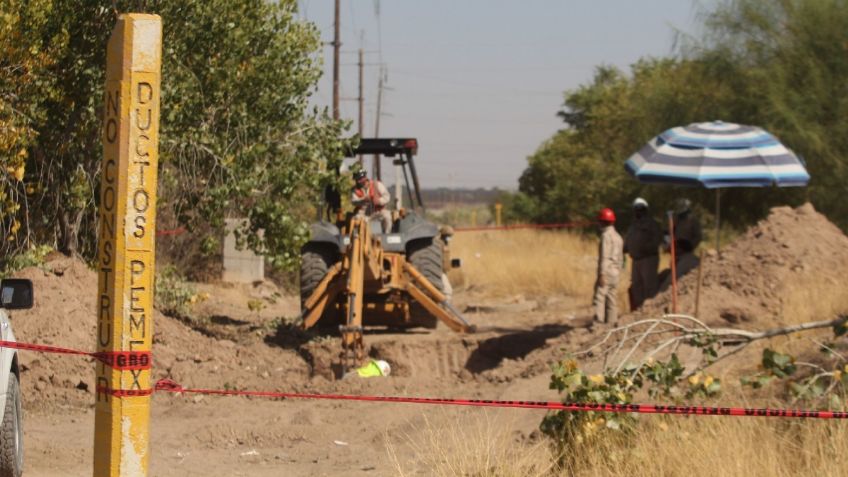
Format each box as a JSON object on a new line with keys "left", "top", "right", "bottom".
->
{"left": 450, "top": 229, "right": 600, "bottom": 297}
{"left": 780, "top": 272, "right": 848, "bottom": 327}
{"left": 562, "top": 260, "right": 848, "bottom": 477}
{"left": 414, "top": 229, "right": 848, "bottom": 477}
{"left": 709, "top": 272, "right": 848, "bottom": 381}
{"left": 565, "top": 415, "right": 848, "bottom": 477}
{"left": 385, "top": 410, "right": 554, "bottom": 477}
{"left": 386, "top": 408, "right": 848, "bottom": 477}
{"left": 450, "top": 228, "right": 637, "bottom": 312}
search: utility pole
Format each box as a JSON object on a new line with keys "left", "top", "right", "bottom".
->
{"left": 373, "top": 66, "right": 384, "bottom": 180}
{"left": 332, "top": 0, "right": 340, "bottom": 121}
{"left": 357, "top": 47, "right": 364, "bottom": 166}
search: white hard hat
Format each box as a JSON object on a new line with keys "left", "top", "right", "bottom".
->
{"left": 375, "top": 360, "right": 391, "bottom": 376}
{"left": 633, "top": 197, "right": 649, "bottom": 209}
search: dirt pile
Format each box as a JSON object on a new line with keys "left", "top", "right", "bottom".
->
{"left": 11, "top": 255, "right": 98, "bottom": 409}
{"left": 642, "top": 203, "right": 848, "bottom": 327}
{"left": 9, "top": 253, "right": 567, "bottom": 414}
{"left": 9, "top": 254, "right": 310, "bottom": 411}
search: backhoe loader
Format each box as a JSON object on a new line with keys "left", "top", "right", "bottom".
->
{"left": 299, "top": 139, "right": 474, "bottom": 370}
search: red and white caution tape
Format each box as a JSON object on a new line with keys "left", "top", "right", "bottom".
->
{"left": 151, "top": 379, "right": 848, "bottom": 419}
{"left": 0, "top": 340, "right": 150, "bottom": 371}
{"left": 4, "top": 340, "right": 847, "bottom": 419}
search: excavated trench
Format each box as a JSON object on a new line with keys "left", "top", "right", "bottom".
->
{"left": 294, "top": 322, "right": 577, "bottom": 381}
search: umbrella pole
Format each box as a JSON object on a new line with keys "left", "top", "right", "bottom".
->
{"left": 668, "top": 211, "right": 678, "bottom": 314}
{"left": 695, "top": 249, "right": 705, "bottom": 317}
{"left": 715, "top": 189, "right": 721, "bottom": 252}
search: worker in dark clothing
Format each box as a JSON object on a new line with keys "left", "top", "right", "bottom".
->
{"left": 624, "top": 198, "right": 663, "bottom": 310}
{"left": 673, "top": 198, "right": 702, "bottom": 251}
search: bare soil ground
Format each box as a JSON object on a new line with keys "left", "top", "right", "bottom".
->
{"left": 11, "top": 203, "right": 848, "bottom": 476}
{"left": 642, "top": 202, "right": 848, "bottom": 327}
{"left": 14, "top": 259, "right": 598, "bottom": 476}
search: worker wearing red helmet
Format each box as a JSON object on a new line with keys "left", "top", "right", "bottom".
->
{"left": 594, "top": 207, "right": 623, "bottom": 324}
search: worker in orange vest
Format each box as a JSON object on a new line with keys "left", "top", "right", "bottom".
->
{"left": 351, "top": 170, "right": 392, "bottom": 233}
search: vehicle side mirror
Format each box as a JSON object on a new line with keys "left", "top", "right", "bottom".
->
{"left": 0, "top": 279, "right": 33, "bottom": 310}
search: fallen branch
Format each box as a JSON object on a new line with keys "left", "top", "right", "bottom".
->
{"left": 710, "top": 316, "right": 847, "bottom": 342}
{"left": 580, "top": 314, "right": 848, "bottom": 377}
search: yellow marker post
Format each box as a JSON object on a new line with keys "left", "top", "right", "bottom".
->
{"left": 495, "top": 202, "right": 503, "bottom": 227}
{"left": 94, "top": 14, "right": 161, "bottom": 477}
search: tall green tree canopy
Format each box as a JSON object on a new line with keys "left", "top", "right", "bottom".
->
{"left": 1, "top": 0, "right": 347, "bottom": 268}
{"left": 512, "top": 0, "right": 846, "bottom": 231}
{"left": 0, "top": 3, "right": 49, "bottom": 253}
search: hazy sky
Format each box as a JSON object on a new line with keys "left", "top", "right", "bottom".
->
{"left": 298, "top": 1, "right": 713, "bottom": 189}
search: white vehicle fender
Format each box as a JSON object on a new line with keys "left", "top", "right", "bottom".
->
{"left": 0, "top": 311, "right": 16, "bottom": 417}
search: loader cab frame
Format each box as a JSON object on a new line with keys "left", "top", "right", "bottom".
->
{"left": 301, "top": 137, "right": 473, "bottom": 373}
{"left": 322, "top": 138, "right": 426, "bottom": 221}
{"left": 344, "top": 138, "right": 425, "bottom": 214}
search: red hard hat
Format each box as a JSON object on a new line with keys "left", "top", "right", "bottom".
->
{"left": 597, "top": 207, "right": 616, "bottom": 224}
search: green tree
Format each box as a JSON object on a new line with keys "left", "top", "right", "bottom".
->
{"left": 509, "top": 5, "right": 830, "bottom": 231}
{"left": 0, "top": 1, "right": 50, "bottom": 256}
{"left": 1, "top": 0, "right": 348, "bottom": 268}
{"left": 154, "top": 0, "right": 349, "bottom": 270}
{"left": 700, "top": 0, "right": 848, "bottom": 228}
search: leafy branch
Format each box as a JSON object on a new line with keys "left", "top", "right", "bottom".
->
{"left": 580, "top": 314, "right": 848, "bottom": 380}
{"left": 542, "top": 313, "right": 848, "bottom": 459}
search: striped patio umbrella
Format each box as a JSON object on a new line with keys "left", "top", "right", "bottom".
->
{"left": 625, "top": 121, "right": 810, "bottom": 252}
{"left": 625, "top": 121, "right": 810, "bottom": 188}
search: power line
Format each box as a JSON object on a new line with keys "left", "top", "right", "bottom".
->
{"left": 393, "top": 64, "right": 597, "bottom": 73}
{"left": 391, "top": 115, "right": 557, "bottom": 125}
{"left": 372, "top": 0, "right": 387, "bottom": 180}
{"left": 332, "top": 0, "right": 340, "bottom": 120}
{"left": 374, "top": 0, "right": 383, "bottom": 64}
{"left": 373, "top": 63, "right": 385, "bottom": 179}
{"left": 386, "top": 90, "right": 560, "bottom": 99}
{"left": 427, "top": 142, "right": 535, "bottom": 151}
{"left": 390, "top": 70, "right": 563, "bottom": 96}
{"left": 358, "top": 47, "right": 364, "bottom": 166}
{"left": 348, "top": 0, "right": 359, "bottom": 43}
{"left": 339, "top": 62, "right": 386, "bottom": 66}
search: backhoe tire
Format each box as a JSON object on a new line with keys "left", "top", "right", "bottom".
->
{"left": 0, "top": 372, "right": 23, "bottom": 477}
{"left": 407, "top": 238, "right": 445, "bottom": 329}
{"left": 300, "top": 244, "right": 340, "bottom": 329}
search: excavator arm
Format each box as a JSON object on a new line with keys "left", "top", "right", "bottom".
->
{"left": 300, "top": 216, "right": 474, "bottom": 373}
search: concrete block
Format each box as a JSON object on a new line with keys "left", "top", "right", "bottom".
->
{"left": 222, "top": 218, "right": 264, "bottom": 283}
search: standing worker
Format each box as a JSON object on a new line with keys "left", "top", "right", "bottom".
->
{"left": 673, "top": 198, "right": 702, "bottom": 251}
{"left": 624, "top": 197, "right": 663, "bottom": 310}
{"left": 594, "top": 207, "right": 623, "bottom": 325}
{"left": 351, "top": 169, "right": 392, "bottom": 233}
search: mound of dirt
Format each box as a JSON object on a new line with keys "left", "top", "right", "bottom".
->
{"left": 11, "top": 255, "right": 98, "bottom": 410}
{"left": 9, "top": 252, "right": 576, "bottom": 415}
{"left": 642, "top": 203, "right": 848, "bottom": 327}
{"left": 9, "top": 255, "right": 310, "bottom": 411}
